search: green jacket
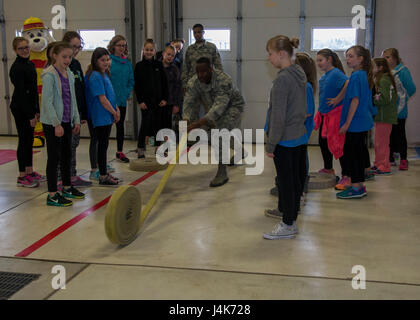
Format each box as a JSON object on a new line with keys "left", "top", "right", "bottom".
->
{"left": 373, "top": 75, "right": 397, "bottom": 124}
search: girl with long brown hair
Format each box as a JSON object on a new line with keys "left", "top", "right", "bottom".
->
{"left": 336, "top": 45, "right": 375, "bottom": 199}
{"left": 371, "top": 58, "right": 397, "bottom": 175}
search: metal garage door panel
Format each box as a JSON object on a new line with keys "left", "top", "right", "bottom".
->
{"left": 66, "top": 0, "right": 125, "bottom": 20}
{"left": 242, "top": 60, "right": 276, "bottom": 103}
{"left": 242, "top": 19, "right": 299, "bottom": 60}
{"left": 242, "top": 102, "right": 268, "bottom": 132}
{"left": 243, "top": 0, "right": 299, "bottom": 18}
{"left": 183, "top": 0, "right": 236, "bottom": 18}
{"left": 306, "top": 0, "right": 367, "bottom": 17}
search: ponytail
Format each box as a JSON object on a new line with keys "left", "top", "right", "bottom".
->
{"left": 346, "top": 45, "right": 374, "bottom": 89}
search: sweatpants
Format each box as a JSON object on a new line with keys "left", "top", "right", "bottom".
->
{"left": 12, "top": 113, "right": 35, "bottom": 173}
{"left": 44, "top": 122, "right": 72, "bottom": 192}
{"left": 115, "top": 106, "right": 127, "bottom": 152}
{"left": 273, "top": 144, "right": 307, "bottom": 226}
{"left": 374, "top": 122, "right": 392, "bottom": 172}
{"left": 390, "top": 118, "right": 407, "bottom": 161}
{"left": 94, "top": 125, "right": 112, "bottom": 176}
{"left": 341, "top": 131, "right": 367, "bottom": 184}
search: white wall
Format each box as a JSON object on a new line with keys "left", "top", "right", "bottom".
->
{"left": 374, "top": 0, "right": 420, "bottom": 146}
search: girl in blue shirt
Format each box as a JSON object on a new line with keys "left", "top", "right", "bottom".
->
{"left": 337, "top": 45, "right": 375, "bottom": 199}
{"left": 108, "top": 35, "right": 135, "bottom": 163}
{"left": 316, "top": 49, "right": 349, "bottom": 183}
{"left": 85, "top": 47, "right": 121, "bottom": 186}
{"left": 295, "top": 53, "right": 316, "bottom": 204}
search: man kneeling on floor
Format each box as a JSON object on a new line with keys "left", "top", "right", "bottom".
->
{"left": 183, "top": 57, "right": 245, "bottom": 187}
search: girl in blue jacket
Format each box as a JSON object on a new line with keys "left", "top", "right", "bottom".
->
{"left": 382, "top": 48, "right": 416, "bottom": 170}
{"left": 108, "top": 35, "right": 135, "bottom": 163}
{"left": 40, "top": 42, "right": 85, "bottom": 207}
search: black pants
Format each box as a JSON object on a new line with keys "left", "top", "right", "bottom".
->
{"left": 319, "top": 115, "right": 346, "bottom": 174}
{"left": 390, "top": 119, "right": 407, "bottom": 161}
{"left": 44, "top": 122, "right": 72, "bottom": 192}
{"left": 363, "top": 133, "right": 371, "bottom": 169}
{"left": 273, "top": 144, "right": 307, "bottom": 226}
{"left": 138, "top": 106, "right": 159, "bottom": 149}
{"left": 341, "top": 131, "right": 367, "bottom": 184}
{"left": 115, "top": 106, "right": 127, "bottom": 152}
{"left": 88, "top": 119, "right": 98, "bottom": 170}
{"left": 12, "top": 113, "right": 34, "bottom": 173}
{"left": 94, "top": 125, "right": 112, "bottom": 176}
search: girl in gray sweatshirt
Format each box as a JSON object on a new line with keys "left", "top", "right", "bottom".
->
{"left": 263, "top": 35, "right": 307, "bottom": 240}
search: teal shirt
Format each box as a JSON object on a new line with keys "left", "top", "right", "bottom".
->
{"left": 110, "top": 54, "right": 135, "bottom": 107}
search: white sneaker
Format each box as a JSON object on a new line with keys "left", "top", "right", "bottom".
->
{"left": 263, "top": 222, "right": 297, "bottom": 240}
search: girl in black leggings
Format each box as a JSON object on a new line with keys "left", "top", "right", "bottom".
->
{"left": 85, "top": 48, "right": 121, "bottom": 185}
{"left": 9, "top": 37, "right": 45, "bottom": 188}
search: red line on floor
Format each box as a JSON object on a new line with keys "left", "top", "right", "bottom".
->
{"left": 15, "top": 171, "right": 158, "bottom": 258}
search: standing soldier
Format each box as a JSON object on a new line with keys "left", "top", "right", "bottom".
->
{"left": 181, "top": 24, "right": 223, "bottom": 92}
{"left": 183, "top": 57, "right": 245, "bottom": 188}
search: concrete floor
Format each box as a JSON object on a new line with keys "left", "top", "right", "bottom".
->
{"left": 0, "top": 136, "right": 420, "bottom": 300}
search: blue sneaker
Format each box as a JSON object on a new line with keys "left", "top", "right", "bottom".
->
{"left": 89, "top": 170, "right": 100, "bottom": 181}
{"left": 374, "top": 170, "right": 392, "bottom": 176}
{"left": 336, "top": 186, "right": 367, "bottom": 199}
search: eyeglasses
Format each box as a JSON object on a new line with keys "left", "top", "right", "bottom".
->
{"left": 115, "top": 44, "right": 128, "bottom": 48}
{"left": 17, "top": 46, "right": 30, "bottom": 51}
{"left": 72, "top": 45, "right": 83, "bottom": 50}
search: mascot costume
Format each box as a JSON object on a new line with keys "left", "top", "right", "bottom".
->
{"left": 22, "top": 17, "right": 55, "bottom": 148}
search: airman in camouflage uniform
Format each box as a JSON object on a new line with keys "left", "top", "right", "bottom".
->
{"left": 183, "top": 57, "right": 245, "bottom": 188}
{"left": 181, "top": 24, "right": 223, "bottom": 89}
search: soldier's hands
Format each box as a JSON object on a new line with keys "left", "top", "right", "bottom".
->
{"left": 266, "top": 153, "right": 275, "bottom": 158}
{"left": 139, "top": 102, "right": 147, "bottom": 110}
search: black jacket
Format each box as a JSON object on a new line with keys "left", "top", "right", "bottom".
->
{"left": 69, "top": 58, "right": 88, "bottom": 121}
{"left": 9, "top": 55, "right": 39, "bottom": 120}
{"left": 163, "top": 63, "right": 183, "bottom": 107}
{"left": 134, "top": 58, "right": 168, "bottom": 107}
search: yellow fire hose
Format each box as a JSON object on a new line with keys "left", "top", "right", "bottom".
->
{"left": 105, "top": 134, "right": 188, "bottom": 245}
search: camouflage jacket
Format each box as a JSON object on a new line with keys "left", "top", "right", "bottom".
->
{"left": 183, "top": 70, "right": 245, "bottom": 126}
{"left": 181, "top": 40, "right": 223, "bottom": 89}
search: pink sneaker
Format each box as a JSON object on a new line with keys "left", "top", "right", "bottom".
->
{"left": 319, "top": 168, "right": 335, "bottom": 175}
{"left": 335, "top": 176, "right": 351, "bottom": 191}
{"left": 399, "top": 160, "right": 408, "bottom": 171}
{"left": 17, "top": 176, "right": 39, "bottom": 188}
{"left": 71, "top": 176, "right": 93, "bottom": 187}
{"left": 30, "top": 171, "right": 47, "bottom": 182}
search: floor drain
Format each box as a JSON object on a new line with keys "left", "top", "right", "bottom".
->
{"left": 0, "top": 271, "right": 41, "bottom": 300}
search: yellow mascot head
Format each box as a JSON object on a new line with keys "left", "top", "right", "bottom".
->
{"left": 22, "top": 17, "right": 55, "bottom": 53}
{"left": 21, "top": 17, "right": 55, "bottom": 148}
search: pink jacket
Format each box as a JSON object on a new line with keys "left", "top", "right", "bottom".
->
{"left": 314, "top": 105, "right": 345, "bottom": 159}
